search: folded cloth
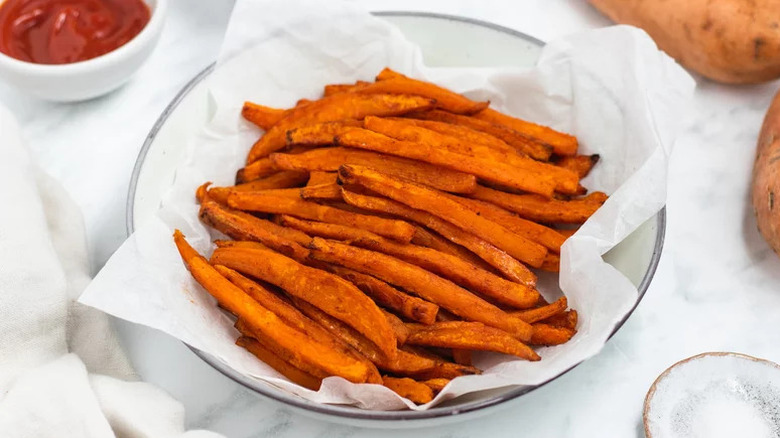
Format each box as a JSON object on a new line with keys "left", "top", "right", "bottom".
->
{"left": 0, "top": 105, "right": 223, "bottom": 438}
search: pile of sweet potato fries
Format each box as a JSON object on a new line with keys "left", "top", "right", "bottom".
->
{"left": 173, "top": 68, "right": 605, "bottom": 404}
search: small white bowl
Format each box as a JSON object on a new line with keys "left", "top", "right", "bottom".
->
{"left": 0, "top": 0, "right": 167, "bottom": 102}
{"left": 644, "top": 352, "right": 780, "bottom": 438}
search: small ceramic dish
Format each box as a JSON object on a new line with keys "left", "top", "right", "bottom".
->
{"left": 644, "top": 352, "right": 780, "bottom": 438}
{"left": 0, "top": 0, "right": 167, "bottom": 102}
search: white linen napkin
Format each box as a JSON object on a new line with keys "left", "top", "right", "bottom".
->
{"left": 0, "top": 104, "right": 223, "bottom": 438}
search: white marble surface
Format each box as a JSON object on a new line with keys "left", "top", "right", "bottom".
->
{"left": 4, "top": 0, "right": 780, "bottom": 436}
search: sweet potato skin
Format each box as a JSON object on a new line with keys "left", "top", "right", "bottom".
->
{"left": 752, "top": 89, "right": 780, "bottom": 255}
{"left": 590, "top": 0, "right": 780, "bottom": 84}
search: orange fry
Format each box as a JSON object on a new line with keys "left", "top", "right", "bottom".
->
{"left": 236, "top": 335, "right": 322, "bottom": 390}
{"left": 540, "top": 253, "right": 560, "bottom": 272}
{"left": 382, "top": 309, "right": 411, "bottom": 345}
{"left": 270, "top": 147, "right": 477, "bottom": 194}
{"left": 172, "top": 230, "right": 373, "bottom": 383}
{"left": 451, "top": 349, "right": 473, "bottom": 366}
{"left": 235, "top": 158, "right": 276, "bottom": 184}
{"left": 388, "top": 117, "right": 515, "bottom": 153}
{"left": 241, "top": 102, "right": 288, "bottom": 131}
{"left": 407, "top": 109, "right": 552, "bottom": 160}
{"left": 323, "top": 80, "right": 371, "bottom": 97}
{"left": 510, "top": 297, "right": 568, "bottom": 324}
{"left": 300, "top": 183, "right": 342, "bottom": 202}
{"left": 382, "top": 376, "right": 434, "bottom": 404}
{"left": 336, "top": 128, "right": 557, "bottom": 197}
{"left": 341, "top": 189, "right": 536, "bottom": 285}
{"left": 553, "top": 154, "right": 600, "bottom": 178}
{"left": 306, "top": 171, "right": 338, "bottom": 186}
{"left": 210, "top": 245, "right": 397, "bottom": 360}
{"left": 308, "top": 237, "right": 533, "bottom": 341}
{"left": 474, "top": 108, "right": 578, "bottom": 156}
{"left": 411, "top": 226, "right": 490, "bottom": 269}
{"left": 233, "top": 171, "right": 309, "bottom": 192}
{"left": 529, "top": 323, "right": 576, "bottom": 346}
{"left": 339, "top": 165, "right": 548, "bottom": 268}
{"left": 406, "top": 321, "right": 539, "bottom": 361}
{"left": 246, "top": 93, "right": 435, "bottom": 163}
{"left": 468, "top": 185, "right": 607, "bottom": 224}
{"left": 285, "top": 120, "right": 363, "bottom": 146}
{"left": 543, "top": 309, "right": 578, "bottom": 330}
{"left": 422, "top": 378, "right": 450, "bottom": 393}
{"left": 227, "top": 192, "right": 416, "bottom": 242}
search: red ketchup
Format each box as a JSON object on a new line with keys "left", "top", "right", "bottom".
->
{"left": 0, "top": 0, "right": 150, "bottom": 64}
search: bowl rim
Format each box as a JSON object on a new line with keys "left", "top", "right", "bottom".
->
{"left": 125, "top": 11, "right": 666, "bottom": 422}
{"left": 0, "top": 0, "right": 167, "bottom": 74}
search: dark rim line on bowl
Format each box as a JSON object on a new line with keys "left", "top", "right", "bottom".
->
{"left": 126, "top": 11, "right": 665, "bottom": 421}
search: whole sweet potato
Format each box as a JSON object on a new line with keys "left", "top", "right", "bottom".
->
{"left": 590, "top": 0, "right": 780, "bottom": 84}
{"left": 753, "top": 89, "right": 780, "bottom": 254}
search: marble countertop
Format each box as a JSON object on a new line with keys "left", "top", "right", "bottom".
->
{"left": 4, "top": 0, "right": 779, "bottom": 436}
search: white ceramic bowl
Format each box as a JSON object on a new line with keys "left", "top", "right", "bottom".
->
{"left": 0, "top": 0, "right": 167, "bottom": 102}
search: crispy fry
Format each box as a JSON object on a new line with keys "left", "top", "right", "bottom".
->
{"left": 468, "top": 185, "right": 608, "bottom": 224}
{"left": 282, "top": 216, "right": 539, "bottom": 307}
{"left": 388, "top": 117, "right": 515, "bottom": 153}
{"left": 227, "top": 192, "right": 416, "bottom": 242}
{"left": 285, "top": 120, "right": 363, "bottom": 146}
{"left": 336, "top": 128, "right": 557, "bottom": 197}
{"left": 353, "top": 76, "right": 488, "bottom": 115}
{"left": 306, "top": 171, "right": 338, "bottom": 186}
{"left": 375, "top": 68, "right": 404, "bottom": 81}
{"left": 198, "top": 200, "right": 310, "bottom": 260}
{"left": 407, "top": 109, "right": 552, "bottom": 160}
{"left": 270, "top": 147, "right": 477, "bottom": 194}
{"left": 339, "top": 165, "right": 548, "bottom": 268}
{"left": 300, "top": 182, "right": 342, "bottom": 202}
{"left": 210, "top": 246, "right": 397, "bottom": 359}
{"left": 451, "top": 349, "right": 473, "bottom": 366}
{"left": 323, "top": 80, "right": 370, "bottom": 97}
{"left": 363, "top": 117, "right": 580, "bottom": 195}
{"left": 406, "top": 321, "right": 539, "bottom": 361}
{"left": 218, "top": 171, "right": 310, "bottom": 200}
{"left": 556, "top": 227, "right": 578, "bottom": 239}
{"left": 236, "top": 335, "right": 322, "bottom": 390}
{"left": 321, "top": 263, "right": 438, "bottom": 325}
{"left": 241, "top": 102, "right": 288, "bottom": 131}
{"left": 543, "top": 309, "right": 578, "bottom": 330}
{"left": 510, "top": 297, "right": 568, "bottom": 324}
{"left": 421, "top": 378, "right": 450, "bottom": 393}
{"left": 411, "top": 226, "right": 489, "bottom": 269}
{"left": 409, "top": 362, "right": 480, "bottom": 380}
{"left": 453, "top": 196, "right": 566, "bottom": 253}
{"left": 382, "top": 309, "right": 410, "bottom": 345}
{"left": 172, "top": 231, "right": 373, "bottom": 382}
{"left": 539, "top": 253, "right": 560, "bottom": 272}
{"left": 246, "top": 93, "right": 435, "bottom": 163}
{"left": 553, "top": 154, "right": 600, "bottom": 178}
{"left": 529, "top": 323, "right": 576, "bottom": 346}
{"left": 341, "top": 189, "right": 536, "bottom": 285}
{"left": 474, "top": 108, "right": 578, "bottom": 156}
{"left": 235, "top": 158, "right": 275, "bottom": 184}
{"left": 382, "top": 376, "right": 434, "bottom": 404}
{"left": 308, "top": 237, "right": 533, "bottom": 341}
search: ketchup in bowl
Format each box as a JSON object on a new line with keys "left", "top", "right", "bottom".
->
{"left": 0, "top": 0, "right": 150, "bottom": 64}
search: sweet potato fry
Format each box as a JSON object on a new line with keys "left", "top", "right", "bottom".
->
{"left": 468, "top": 185, "right": 608, "bottom": 224}
{"left": 335, "top": 128, "right": 557, "bottom": 197}
{"left": 285, "top": 120, "right": 363, "bottom": 146}
{"left": 375, "top": 68, "right": 404, "bottom": 81}
{"left": 227, "top": 192, "right": 415, "bottom": 242}
{"left": 354, "top": 77, "right": 488, "bottom": 115}
{"left": 282, "top": 216, "right": 539, "bottom": 308}
{"left": 539, "top": 253, "right": 560, "bottom": 272}
{"left": 510, "top": 297, "right": 568, "bottom": 324}
{"left": 198, "top": 200, "right": 310, "bottom": 260}
{"left": 382, "top": 376, "right": 434, "bottom": 404}
{"left": 543, "top": 309, "right": 578, "bottom": 330}
{"left": 233, "top": 171, "right": 309, "bottom": 192}
{"left": 236, "top": 335, "right": 322, "bottom": 390}
{"left": 210, "top": 245, "right": 397, "bottom": 359}
{"left": 407, "top": 109, "right": 552, "bottom": 160}
{"left": 246, "top": 93, "right": 435, "bottom": 163}
{"left": 556, "top": 227, "right": 578, "bottom": 239}
{"left": 172, "top": 231, "right": 373, "bottom": 382}
{"left": 321, "top": 263, "right": 438, "bottom": 325}
{"left": 409, "top": 362, "right": 481, "bottom": 381}
{"left": 323, "top": 80, "right": 370, "bottom": 97}
{"left": 363, "top": 117, "right": 580, "bottom": 195}
{"left": 300, "top": 182, "right": 342, "bottom": 202}
{"left": 340, "top": 189, "right": 536, "bottom": 285}
{"left": 453, "top": 196, "right": 566, "bottom": 253}
{"left": 529, "top": 323, "right": 576, "bottom": 346}
{"left": 241, "top": 102, "right": 288, "bottom": 131}
{"left": 422, "top": 378, "right": 450, "bottom": 393}
{"left": 308, "top": 238, "right": 533, "bottom": 341}
{"left": 451, "top": 349, "right": 473, "bottom": 366}
{"left": 306, "top": 171, "right": 338, "bottom": 187}
{"left": 270, "top": 147, "right": 477, "bottom": 194}
{"left": 474, "top": 108, "right": 578, "bottom": 156}
{"left": 406, "top": 321, "right": 539, "bottom": 361}
{"left": 235, "top": 158, "right": 276, "bottom": 184}
{"left": 339, "top": 165, "right": 548, "bottom": 268}
{"left": 553, "top": 154, "right": 600, "bottom": 179}
{"left": 411, "top": 226, "right": 489, "bottom": 269}
{"left": 382, "top": 309, "right": 410, "bottom": 345}
{"left": 387, "top": 117, "right": 514, "bottom": 153}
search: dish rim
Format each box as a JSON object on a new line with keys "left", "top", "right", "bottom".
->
{"left": 125, "top": 11, "right": 666, "bottom": 422}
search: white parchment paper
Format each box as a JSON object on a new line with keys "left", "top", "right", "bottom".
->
{"left": 80, "top": 0, "right": 695, "bottom": 410}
